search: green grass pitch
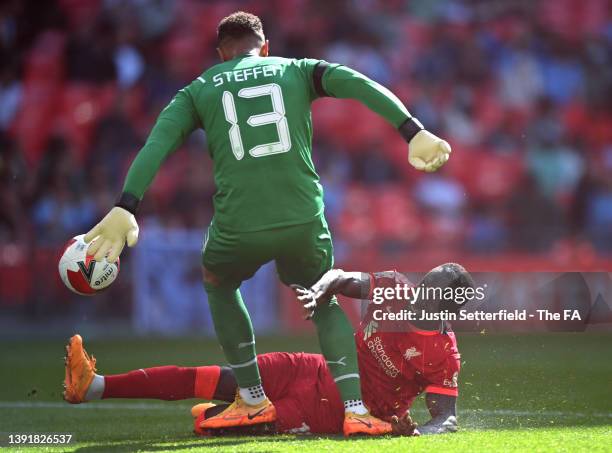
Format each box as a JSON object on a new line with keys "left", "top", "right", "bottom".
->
{"left": 1, "top": 333, "right": 610, "bottom": 451}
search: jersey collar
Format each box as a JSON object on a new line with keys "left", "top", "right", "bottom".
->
{"left": 232, "top": 52, "right": 259, "bottom": 61}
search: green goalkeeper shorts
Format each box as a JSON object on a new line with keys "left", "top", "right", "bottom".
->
{"left": 202, "top": 214, "right": 334, "bottom": 289}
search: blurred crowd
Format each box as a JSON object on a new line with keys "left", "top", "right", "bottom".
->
{"left": 0, "top": 0, "right": 611, "bottom": 289}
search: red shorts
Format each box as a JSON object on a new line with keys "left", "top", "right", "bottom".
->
{"left": 258, "top": 352, "right": 343, "bottom": 434}
{"left": 419, "top": 330, "right": 461, "bottom": 396}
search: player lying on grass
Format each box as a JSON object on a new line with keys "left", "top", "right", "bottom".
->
{"left": 64, "top": 263, "right": 471, "bottom": 436}
{"left": 82, "top": 11, "right": 451, "bottom": 436}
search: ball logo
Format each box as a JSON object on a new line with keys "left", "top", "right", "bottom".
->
{"left": 94, "top": 265, "right": 115, "bottom": 286}
{"left": 77, "top": 260, "right": 96, "bottom": 283}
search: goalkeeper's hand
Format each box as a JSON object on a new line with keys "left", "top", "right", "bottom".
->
{"left": 391, "top": 411, "right": 420, "bottom": 436}
{"left": 408, "top": 130, "right": 451, "bottom": 172}
{"left": 84, "top": 207, "right": 139, "bottom": 263}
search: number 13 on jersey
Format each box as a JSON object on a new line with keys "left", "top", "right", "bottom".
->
{"left": 221, "top": 83, "right": 292, "bottom": 160}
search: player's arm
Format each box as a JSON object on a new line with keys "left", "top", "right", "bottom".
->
{"left": 293, "top": 269, "right": 368, "bottom": 301}
{"left": 291, "top": 269, "right": 370, "bottom": 318}
{"left": 315, "top": 62, "right": 451, "bottom": 172}
{"left": 310, "top": 269, "right": 369, "bottom": 299}
{"left": 85, "top": 88, "right": 200, "bottom": 262}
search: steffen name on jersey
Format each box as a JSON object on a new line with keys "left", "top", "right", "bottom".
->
{"left": 212, "top": 65, "right": 283, "bottom": 87}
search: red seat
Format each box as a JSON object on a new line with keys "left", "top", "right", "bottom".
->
{"left": 23, "top": 30, "right": 65, "bottom": 85}
{"left": 55, "top": 83, "right": 117, "bottom": 162}
{"left": 13, "top": 82, "right": 60, "bottom": 166}
{"left": 447, "top": 148, "right": 525, "bottom": 202}
{"left": 337, "top": 186, "right": 377, "bottom": 246}
{"left": 13, "top": 31, "right": 66, "bottom": 166}
{"left": 373, "top": 185, "right": 422, "bottom": 244}
{"left": 0, "top": 245, "right": 30, "bottom": 306}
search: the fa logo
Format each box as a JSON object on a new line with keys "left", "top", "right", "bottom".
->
{"left": 403, "top": 347, "right": 421, "bottom": 360}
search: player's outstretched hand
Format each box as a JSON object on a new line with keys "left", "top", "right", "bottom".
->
{"left": 290, "top": 270, "right": 346, "bottom": 320}
{"left": 290, "top": 285, "right": 317, "bottom": 320}
{"left": 408, "top": 130, "right": 451, "bottom": 172}
{"left": 309, "top": 269, "right": 344, "bottom": 303}
{"left": 84, "top": 207, "right": 139, "bottom": 263}
{"left": 391, "top": 411, "right": 420, "bottom": 436}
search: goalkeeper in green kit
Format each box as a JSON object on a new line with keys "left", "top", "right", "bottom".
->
{"left": 84, "top": 12, "right": 451, "bottom": 436}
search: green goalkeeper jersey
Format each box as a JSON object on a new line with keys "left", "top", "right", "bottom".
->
{"left": 123, "top": 55, "right": 413, "bottom": 232}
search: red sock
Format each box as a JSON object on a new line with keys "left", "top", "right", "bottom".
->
{"left": 103, "top": 365, "right": 220, "bottom": 401}
{"left": 194, "top": 366, "right": 221, "bottom": 400}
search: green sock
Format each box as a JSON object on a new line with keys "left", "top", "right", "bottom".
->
{"left": 204, "top": 284, "right": 261, "bottom": 387}
{"left": 312, "top": 296, "right": 362, "bottom": 401}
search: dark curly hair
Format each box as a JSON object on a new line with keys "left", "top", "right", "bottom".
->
{"left": 217, "top": 11, "right": 264, "bottom": 46}
{"left": 419, "top": 263, "right": 476, "bottom": 313}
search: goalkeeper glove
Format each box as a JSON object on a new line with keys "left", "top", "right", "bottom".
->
{"left": 400, "top": 118, "right": 451, "bottom": 172}
{"left": 409, "top": 129, "right": 451, "bottom": 172}
{"left": 84, "top": 206, "right": 139, "bottom": 263}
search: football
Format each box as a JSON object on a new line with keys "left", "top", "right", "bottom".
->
{"left": 58, "top": 234, "right": 120, "bottom": 295}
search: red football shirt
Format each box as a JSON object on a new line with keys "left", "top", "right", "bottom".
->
{"left": 355, "top": 271, "right": 461, "bottom": 420}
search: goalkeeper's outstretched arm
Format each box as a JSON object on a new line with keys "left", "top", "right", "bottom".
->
{"left": 85, "top": 88, "right": 199, "bottom": 262}
{"left": 317, "top": 63, "right": 451, "bottom": 172}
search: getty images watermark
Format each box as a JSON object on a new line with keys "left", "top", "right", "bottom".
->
{"left": 369, "top": 278, "right": 590, "bottom": 324}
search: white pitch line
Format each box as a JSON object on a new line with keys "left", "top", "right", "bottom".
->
{"left": 462, "top": 409, "right": 612, "bottom": 419}
{"left": 0, "top": 402, "right": 611, "bottom": 419}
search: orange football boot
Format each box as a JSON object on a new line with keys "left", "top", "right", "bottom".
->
{"left": 191, "top": 402, "right": 217, "bottom": 419}
{"left": 199, "top": 392, "right": 276, "bottom": 429}
{"left": 192, "top": 403, "right": 217, "bottom": 436}
{"left": 343, "top": 411, "right": 392, "bottom": 436}
{"left": 63, "top": 334, "right": 96, "bottom": 404}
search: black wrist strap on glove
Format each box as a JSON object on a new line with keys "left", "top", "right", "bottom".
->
{"left": 398, "top": 117, "right": 424, "bottom": 143}
{"left": 115, "top": 192, "right": 140, "bottom": 216}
